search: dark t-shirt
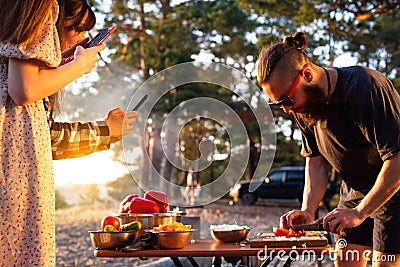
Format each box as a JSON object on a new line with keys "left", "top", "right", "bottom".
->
{"left": 295, "top": 66, "right": 400, "bottom": 193}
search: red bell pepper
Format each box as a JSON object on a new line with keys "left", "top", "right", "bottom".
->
{"left": 144, "top": 190, "right": 168, "bottom": 213}
{"left": 118, "top": 194, "right": 139, "bottom": 213}
{"left": 128, "top": 197, "right": 160, "bottom": 214}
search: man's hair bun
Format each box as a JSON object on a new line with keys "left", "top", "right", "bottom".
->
{"left": 283, "top": 32, "right": 307, "bottom": 51}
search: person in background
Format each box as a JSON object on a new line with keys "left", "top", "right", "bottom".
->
{"left": 257, "top": 32, "right": 399, "bottom": 266}
{"left": 184, "top": 167, "right": 199, "bottom": 205}
{"left": 49, "top": 0, "right": 137, "bottom": 159}
{"left": 0, "top": 0, "right": 103, "bottom": 265}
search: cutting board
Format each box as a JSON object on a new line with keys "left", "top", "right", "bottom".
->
{"left": 249, "top": 233, "right": 328, "bottom": 248}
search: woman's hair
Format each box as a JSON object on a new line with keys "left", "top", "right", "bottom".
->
{"left": 56, "top": 0, "right": 96, "bottom": 50}
{"left": 0, "top": 0, "right": 54, "bottom": 45}
{"left": 50, "top": 0, "right": 96, "bottom": 114}
{"left": 257, "top": 32, "right": 308, "bottom": 86}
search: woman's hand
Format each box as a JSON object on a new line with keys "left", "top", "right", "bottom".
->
{"left": 72, "top": 44, "right": 104, "bottom": 74}
{"left": 60, "top": 38, "right": 89, "bottom": 66}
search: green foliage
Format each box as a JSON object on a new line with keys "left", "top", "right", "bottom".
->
{"left": 394, "top": 76, "right": 400, "bottom": 92}
{"left": 55, "top": 189, "right": 69, "bottom": 210}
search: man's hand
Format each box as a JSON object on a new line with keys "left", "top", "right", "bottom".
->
{"left": 316, "top": 207, "right": 365, "bottom": 235}
{"left": 280, "top": 209, "right": 313, "bottom": 228}
{"left": 105, "top": 108, "right": 137, "bottom": 143}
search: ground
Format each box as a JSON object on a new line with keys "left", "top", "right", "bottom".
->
{"left": 56, "top": 199, "right": 336, "bottom": 266}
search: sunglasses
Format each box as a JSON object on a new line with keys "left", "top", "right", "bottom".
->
{"left": 269, "top": 63, "right": 309, "bottom": 107}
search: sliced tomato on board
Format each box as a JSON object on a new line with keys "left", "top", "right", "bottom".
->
{"left": 273, "top": 227, "right": 306, "bottom": 237}
{"left": 273, "top": 227, "right": 290, "bottom": 236}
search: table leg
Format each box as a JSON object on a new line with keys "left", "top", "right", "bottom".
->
{"left": 212, "top": 256, "right": 222, "bottom": 267}
{"left": 187, "top": 257, "right": 200, "bottom": 267}
{"left": 283, "top": 257, "right": 293, "bottom": 267}
{"left": 241, "top": 256, "right": 249, "bottom": 266}
{"left": 170, "top": 257, "right": 200, "bottom": 267}
{"left": 260, "top": 256, "right": 275, "bottom": 267}
{"left": 170, "top": 257, "right": 184, "bottom": 267}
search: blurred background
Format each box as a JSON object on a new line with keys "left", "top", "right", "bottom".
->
{"left": 53, "top": 1, "right": 399, "bottom": 266}
{"left": 54, "top": 0, "right": 400, "bottom": 208}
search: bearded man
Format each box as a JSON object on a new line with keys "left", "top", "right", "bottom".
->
{"left": 257, "top": 32, "right": 400, "bottom": 267}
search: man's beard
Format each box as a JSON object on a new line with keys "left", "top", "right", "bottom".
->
{"left": 290, "top": 84, "right": 328, "bottom": 127}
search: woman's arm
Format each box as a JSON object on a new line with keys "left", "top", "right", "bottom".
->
{"left": 8, "top": 45, "right": 103, "bottom": 106}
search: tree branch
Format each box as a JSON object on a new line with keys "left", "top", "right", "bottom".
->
{"left": 355, "top": 2, "right": 400, "bottom": 20}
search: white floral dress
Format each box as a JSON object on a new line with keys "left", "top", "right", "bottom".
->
{"left": 0, "top": 1, "right": 61, "bottom": 266}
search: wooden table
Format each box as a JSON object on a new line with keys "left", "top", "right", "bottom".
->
{"left": 94, "top": 239, "right": 333, "bottom": 267}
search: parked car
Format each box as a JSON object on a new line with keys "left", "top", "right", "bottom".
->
{"left": 229, "top": 166, "right": 338, "bottom": 207}
{"left": 230, "top": 166, "right": 306, "bottom": 205}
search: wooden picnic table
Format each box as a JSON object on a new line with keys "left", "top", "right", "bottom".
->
{"left": 94, "top": 238, "right": 333, "bottom": 267}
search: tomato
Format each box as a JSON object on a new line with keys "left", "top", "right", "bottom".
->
{"left": 273, "top": 227, "right": 289, "bottom": 237}
{"left": 273, "top": 227, "right": 306, "bottom": 237}
{"left": 101, "top": 215, "right": 120, "bottom": 231}
{"left": 287, "top": 229, "right": 295, "bottom": 237}
{"left": 294, "top": 230, "right": 307, "bottom": 237}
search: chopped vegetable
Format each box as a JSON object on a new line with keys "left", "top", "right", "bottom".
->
{"left": 153, "top": 222, "right": 192, "bottom": 232}
{"left": 104, "top": 225, "right": 118, "bottom": 232}
{"left": 273, "top": 227, "right": 306, "bottom": 237}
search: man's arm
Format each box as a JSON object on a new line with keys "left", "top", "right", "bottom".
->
{"left": 280, "top": 155, "right": 329, "bottom": 227}
{"left": 356, "top": 152, "right": 400, "bottom": 219}
{"left": 322, "top": 152, "right": 400, "bottom": 234}
{"left": 49, "top": 120, "right": 110, "bottom": 160}
{"left": 301, "top": 155, "right": 329, "bottom": 216}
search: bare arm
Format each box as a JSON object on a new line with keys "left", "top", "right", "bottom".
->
{"left": 357, "top": 152, "right": 400, "bottom": 218}
{"left": 322, "top": 152, "right": 400, "bottom": 234}
{"left": 280, "top": 155, "right": 329, "bottom": 227}
{"left": 8, "top": 45, "right": 104, "bottom": 106}
{"left": 301, "top": 155, "right": 329, "bottom": 216}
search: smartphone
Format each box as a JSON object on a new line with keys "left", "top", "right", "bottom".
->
{"left": 132, "top": 95, "right": 148, "bottom": 111}
{"left": 85, "top": 26, "right": 117, "bottom": 48}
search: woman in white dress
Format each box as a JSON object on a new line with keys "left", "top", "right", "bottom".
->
{"left": 0, "top": 0, "right": 103, "bottom": 265}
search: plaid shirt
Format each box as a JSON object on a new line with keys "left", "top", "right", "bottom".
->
{"left": 44, "top": 97, "right": 110, "bottom": 160}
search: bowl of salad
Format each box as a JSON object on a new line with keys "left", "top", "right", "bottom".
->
{"left": 210, "top": 224, "right": 251, "bottom": 243}
{"left": 146, "top": 222, "right": 194, "bottom": 249}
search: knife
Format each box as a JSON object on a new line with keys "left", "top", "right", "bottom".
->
{"left": 285, "top": 223, "right": 324, "bottom": 232}
{"left": 286, "top": 223, "right": 352, "bottom": 234}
